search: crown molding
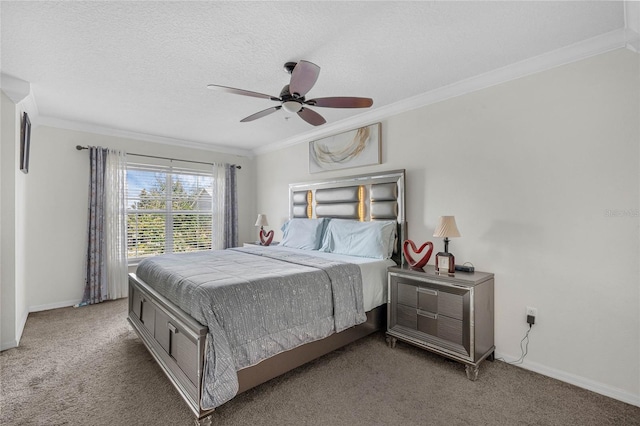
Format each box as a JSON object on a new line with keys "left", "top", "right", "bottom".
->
{"left": 625, "top": 28, "right": 640, "bottom": 53}
{"left": 1, "top": 73, "right": 30, "bottom": 103}
{"left": 1, "top": 73, "right": 40, "bottom": 121}
{"left": 253, "top": 28, "right": 633, "bottom": 156}
{"left": 37, "top": 116, "right": 253, "bottom": 158}
{"left": 19, "top": 91, "right": 40, "bottom": 122}
{"left": 624, "top": 1, "right": 640, "bottom": 52}
{"left": 11, "top": 27, "right": 634, "bottom": 160}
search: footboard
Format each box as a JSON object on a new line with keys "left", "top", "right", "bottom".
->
{"left": 128, "top": 273, "right": 212, "bottom": 419}
{"left": 128, "top": 272, "right": 386, "bottom": 422}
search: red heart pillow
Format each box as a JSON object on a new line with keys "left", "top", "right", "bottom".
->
{"left": 402, "top": 240, "right": 434, "bottom": 269}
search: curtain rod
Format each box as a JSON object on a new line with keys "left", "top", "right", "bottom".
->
{"left": 75, "top": 145, "right": 241, "bottom": 169}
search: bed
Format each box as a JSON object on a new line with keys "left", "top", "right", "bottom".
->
{"left": 127, "top": 169, "right": 406, "bottom": 424}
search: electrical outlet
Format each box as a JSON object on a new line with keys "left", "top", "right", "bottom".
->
{"left": 526, "top": 306, "right": 538, "bottom": 325}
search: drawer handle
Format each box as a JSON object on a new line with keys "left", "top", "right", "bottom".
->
{"left": 417, "top": 309, "right": 437, "bottom": 319}
{"left": 167, "top": 323, "right": 177, "bottom": 359}
{"left": 417, "top": 287, "right": 438, "bottom": 296}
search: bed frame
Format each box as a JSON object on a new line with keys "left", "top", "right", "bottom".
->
{"left": 127, "top": 169, "right": 406, "bottom": 425}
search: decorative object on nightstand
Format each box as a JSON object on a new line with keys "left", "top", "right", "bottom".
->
{"left": 402, "top": 240, "right": 434, "bottom": 270}
{"left": 255, "top": 214, "right": 274, "bottom": 246}
{"left": 386, "top": 265, "right": 495, "bottom": 381}
{"left": 433, "top": 216, "right": 460, "bottom": 274}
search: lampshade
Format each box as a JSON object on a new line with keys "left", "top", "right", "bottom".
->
{"left": 433, "top": 216, "right": 461, "bottom": 238}
{"left": 255, "top": 214, "right": 269, "bottom": 227}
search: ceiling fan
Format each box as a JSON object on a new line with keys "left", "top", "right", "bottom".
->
{"left": 207, "top": 60, "right": 373, "bottom": 126}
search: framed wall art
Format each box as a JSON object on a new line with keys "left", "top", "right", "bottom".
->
{"left": 308, "top": 123, "right": 380, "bottom": 173}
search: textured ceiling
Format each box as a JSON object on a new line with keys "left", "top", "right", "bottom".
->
{"left": 0, "top": 1, "right": 627, "bottom": 154}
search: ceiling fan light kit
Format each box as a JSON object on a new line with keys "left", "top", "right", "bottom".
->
{"left": 207, "top": 60, "right": 373, "bottom": 126}
{"left": 282, "top": 100, "right": 302, "bottom": 113}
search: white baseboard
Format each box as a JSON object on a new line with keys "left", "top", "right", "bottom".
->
{"left": 1, "top": 308, "right": 30, "bottom": 351}
{"left": 29, "top": 299, "right": 82, "bottom": 313}
{"left": 495, "top": 351, "right": 640, "bottom": 407}
{"left": 1, "top": 299, "right": 103, "bottom": 352}
{"left": 16, "top": 308, "right": 29, "bottom": 345}
{"left": 0, "top": 339, "right": 19, "bottom": 351}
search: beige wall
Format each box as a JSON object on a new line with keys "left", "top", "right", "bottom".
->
{"left": 24, "top": 126, "right": 255, "bottom": 311}
{"left": 255, "top": 49, "right": 640, "bottom": 403}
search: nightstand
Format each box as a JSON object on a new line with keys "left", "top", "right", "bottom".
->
{"left": 242, "top": 242, "right": 279, "bottom": 247}
{"left": 386, "top": 264, "right": 495, "bottom": 380}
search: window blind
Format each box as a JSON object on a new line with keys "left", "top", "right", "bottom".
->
{"left": 126, "top": 162, "right": 214, "bottom": 261}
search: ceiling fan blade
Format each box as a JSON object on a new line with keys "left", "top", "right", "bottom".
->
{"left": 289, "top": 60, "right": 320, "bottom": 97}
{"left": 297, "top": 107, "right": 326, "bottom": 126}
{"left": 240, "top": 106, "right": 281, "bottom": 122}
{"left": 305, "top": 97, "right": 373, "bottom": 108}
{"left": 207, "top": 84, "right": 279, "bottom": 101}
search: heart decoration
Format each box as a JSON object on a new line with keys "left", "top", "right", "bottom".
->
{"left": 259, "top": 229, "right": 274, "bottom": 246}
{"left": 403, "top": 240, "right": 434, "bottom": 270}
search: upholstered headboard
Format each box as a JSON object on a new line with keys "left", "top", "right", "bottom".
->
{"left": 289, "top": 169, "right": 406, "bottom": 264}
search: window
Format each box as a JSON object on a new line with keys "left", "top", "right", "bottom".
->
{"left": 126, "top": 162, "right": 214, "bottom": 262}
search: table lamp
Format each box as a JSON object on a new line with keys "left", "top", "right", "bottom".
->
{"left": 433, "top": 216, "right": 460, "bottom": 274}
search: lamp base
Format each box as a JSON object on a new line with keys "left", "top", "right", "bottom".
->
{"left": 435, "top": 252, "right": 455, "bottom": 274}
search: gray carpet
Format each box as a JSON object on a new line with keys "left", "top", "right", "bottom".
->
{"left": 1, "top": 299, "right": 638, "bottom": 426}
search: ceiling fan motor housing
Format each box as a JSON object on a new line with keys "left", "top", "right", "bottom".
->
{"left": 283, "top": 62, "right": 298, "bottom": 74}
{"left": 280, "top": 84, "right": 304, "bottom": 112}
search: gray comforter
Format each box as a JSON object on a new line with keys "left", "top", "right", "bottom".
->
{"left": 135, "top": 246, "right": 366, "bottom": 409}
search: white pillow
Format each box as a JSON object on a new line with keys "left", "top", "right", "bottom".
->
{"left": 319, "top": 219, "right": 397, "bottom": 259}
{"left": 280, "top": 218, "right": 328, "bottom": 250}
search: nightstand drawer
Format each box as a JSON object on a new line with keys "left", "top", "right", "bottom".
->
{"left": 437, "top": 315, "right": 463, "bottom": 346}
{"left": 396, "top": 278, "right": 465, "bottom": 321}
{"left": 414, "top": 310, "right": 463, "bottom": 347}
{"left": 437, "top": 291, "right": 464, "bottom": 321}
{"left": 417, "top": 287, "right": 438, "bottom": 313}
{"left": 417, "top": 310, "right": 437, "bottom": 335}
{"left": 397, "top": 282, "right": 417, "bottom": 307}
{"left": 397, "top": 304, "right": 417, "bottom": 328}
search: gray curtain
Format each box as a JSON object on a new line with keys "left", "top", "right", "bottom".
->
{"left": 223, "top": 164, "right": 238, "bottom": 248}
{"left": 81, "top": 146, "right": 108, "bottom": 305}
